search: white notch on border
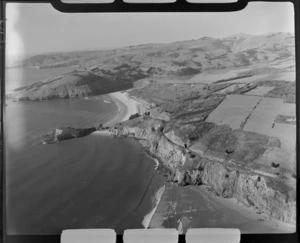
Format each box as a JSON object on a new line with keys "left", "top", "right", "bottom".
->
{"left": 123, "top": 229, "right": 178, "bottom": 243}
{"left": 62, "top": 0, "right": 237, "bottom": 3}
{"left": 186, "top": 228, "right": 241, "bottom": 243}
{"left": 187, "top": 0, "right": 237, "bottom": 2}
{"left": 61, "top": 0, "right": 115, "bottom": 3}
{"left": 61, "top": 229, "right": 116, "bottom": 243}
{"left": 123, "top": 0, "right": 176, "bottom": 3}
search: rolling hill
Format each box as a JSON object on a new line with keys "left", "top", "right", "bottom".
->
{"left": 11, "top": 32, "right": 295, "bottom": 101}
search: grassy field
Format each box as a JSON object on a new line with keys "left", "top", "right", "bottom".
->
{"left": 245, "top": 86, "right": 275, "bottom": 96}
{"left": 204, "top": 93, "right": 296, "bottom": 173}
{"left": 205, "top": 95, "right": 261, "bottom": 130}
{"left": 206, "top": 94, "right": 295, "bottom": 153}
{"left": 188, "top": 71, "right": 242, "bottom": 84}
{"left": 242, "top": 97, "right": 296, "bottom": 171}
{"left": 268, "top": 71, "right": 295, "bottom": 82}
{"left": 129, "top": 65, "right": 296, "bottom": 182}
{"left": 220, "top": 74, "right": 270, "bottom": 84}
{"left": 255, "top": 80, "right": 295, "bottom": 103}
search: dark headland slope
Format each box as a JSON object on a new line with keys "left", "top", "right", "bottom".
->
{"left": 11, "top": 32, "right": 295, "bottom": 101}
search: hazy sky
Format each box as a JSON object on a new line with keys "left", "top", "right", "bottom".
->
{"left": 6, "top": 1, "right": 294, "bottom": 64}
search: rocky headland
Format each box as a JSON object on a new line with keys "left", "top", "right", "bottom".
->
{"left": 42, "top": 127, "right": 98, "bottom": 144}
{"left": 109, "top": 105, "right": 296, "bottom": 224}
{"left": 13, "top": 32, "right": 296, "bottom": 229}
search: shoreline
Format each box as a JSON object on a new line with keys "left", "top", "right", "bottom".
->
{"left": 149, "top": 183, "right": 296, "bottom": 234}
{"left": 109, "top": 130, "right": 296, "bottom": 233}
{"left": 143, "top": 146, "right": 296, "bottom": 233}
{"left": 103, "top": 90, "right": 139, "bottom": 127}
{"left": 97, "top": 90, "right": 295, "bottom": 233}
{"left": 142, "top": 184, "right": 166, "bottom": 229}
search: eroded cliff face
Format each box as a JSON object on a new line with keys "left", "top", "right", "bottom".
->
{"left": 111, "top": 118, "right": 185, "bottom": 170}
{"left": 198, "top": 162, "right": 295, "bottom": 223}
{"left": 110, "top": 116, "right": 296, "bottom": 224}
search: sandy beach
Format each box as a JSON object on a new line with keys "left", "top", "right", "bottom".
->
{"left": 149, "top": 183, "right": 296, "bottom": 234}
{"left": 93, "top": 130, "right": 113, "bottom": 136}
{"left": 103, "top": 90, "right": 139, "bottom": 127}
{"left": 94, "top": 90, "right": 296, "bottom": 234}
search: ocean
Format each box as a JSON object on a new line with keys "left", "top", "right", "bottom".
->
{"left": 5, "top": 67, "right": 290, "bottom": 235}
{"left": 5, "top": 68, "right": 166, "bottom": 235}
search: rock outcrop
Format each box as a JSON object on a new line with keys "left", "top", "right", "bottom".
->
{"left": 42, "top": 127, "right": 97, "bottom": 144}
{"left": 110, "top": 116, "right": 296, "bottom": 224}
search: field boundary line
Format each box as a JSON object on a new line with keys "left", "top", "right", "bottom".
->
{"left": 240, "top": 97, "right": 262, "bottom": 130}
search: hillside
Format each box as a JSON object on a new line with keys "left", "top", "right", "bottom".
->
{"left": 11, "top": 32, "right": 295, "bottom": 101}
{"left": 13, "top": 32, "right": 296, "bottom": 229}
{"left": 10, "top": 71, "right": 134, "bottom": 101}
{"left": 109, "top": 69, "right": 296, "bottom": 228}
{"left": 20, "top": 32, "right": 295, "bottom": 71}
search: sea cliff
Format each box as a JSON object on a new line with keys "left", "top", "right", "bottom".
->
{"left": 20, "top": 32, "right": 296, "bottom": 227}
{"left": 109, "top": 113, "right": 296, "bottom": 224}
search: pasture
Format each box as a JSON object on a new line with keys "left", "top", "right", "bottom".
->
{"left": 219, "top": 74, "right": 270, "bottom": 84}
{"left": 275, "top": 72, "right": 295, "bottom": 82}
{"left": 205, "top": 95, "right": 261, "bottom": 130}
{"left": 206, "top": 95, "right": 296, "bottom": 157}
{"left": 258, "top": 71, "right": 295, "bottom": 82}
{"left": 243, "top": 97, "right": 296, "bottom": 153}
{"left": 245, "top": 86, "right": 275, "bottom": 96}
{"left": 187, "top": 68, "right": 251, "bottom": 84}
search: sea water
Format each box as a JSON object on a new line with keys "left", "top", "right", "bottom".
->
{"left": 5, "top": 68, "right": 166, "bottom": 235}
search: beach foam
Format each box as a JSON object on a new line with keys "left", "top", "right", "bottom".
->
{"left": 93, "top": 130, "right": 113, "bottom": 136}
{"left": 153, "top": 158, "right": 159, "bottom": 170}
{"left": 142, "top": 185, "right": 166, "bottom": 229}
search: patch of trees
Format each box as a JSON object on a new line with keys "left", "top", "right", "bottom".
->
{"left": 188, "top": 133, "right": 199, "bottom": 141}
{"left": 271, "top": 162, "right": 280, "bottom": 168}
{"left": 189, "top": 153, "right": 196, "bottom": 159}
{"left": 129, "top": 113, "right": 140, "bottom": 120}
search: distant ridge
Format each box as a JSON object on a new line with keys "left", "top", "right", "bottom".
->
{"left": 11, "top": 32, "right": 295, "bottom": 101}
{"left": 18, "top": 32, "right": 294, "bottom": 68}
